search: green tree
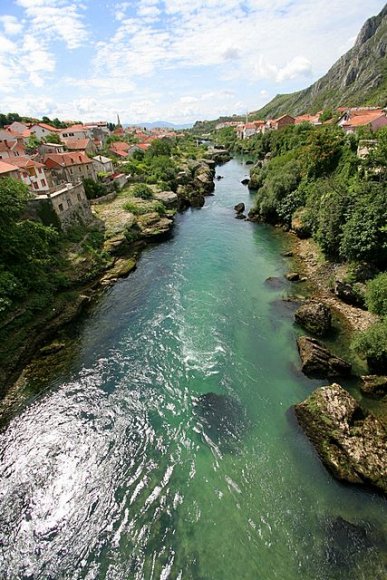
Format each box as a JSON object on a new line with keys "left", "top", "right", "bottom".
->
{"left": 365, "top": 273, "right": 387, "bottom": 316}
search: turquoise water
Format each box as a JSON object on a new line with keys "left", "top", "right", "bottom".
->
{"left": 0, "top": 159, "right": 386, "bottom": 579}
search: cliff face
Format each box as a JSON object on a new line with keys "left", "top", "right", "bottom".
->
{"left": 253, "top": 5, "right": 387, "bottom": 119}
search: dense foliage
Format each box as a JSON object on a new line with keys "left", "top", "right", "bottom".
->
{"left": 0, "top": 178, "right": 61, "bottom": 318}
{"left": 244, "top": 125, "right": 387, "bottom": 267}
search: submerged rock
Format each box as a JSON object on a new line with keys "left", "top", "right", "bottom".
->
{"left": 235, "top": 213, "right": 246, "bottom": 220}
{"left": 295, "top": 301, "right": 332, "bottom": 337}
{"left": 194, "top": 392, "right": 249, "bottom": 452}
{"left": 294, "top": 384, "right": 387, "bottom": 494}
{"left": 297, "top": 336, "right": 351, "bottom": 378}
{"left": 324, "top": 516, "right": 376, "bottom": 569}
{"left": 360, "top": 375, "right": 387, "bottom": 399}
{"left": 264, "top": 276, "right": 286, "bottom": 290}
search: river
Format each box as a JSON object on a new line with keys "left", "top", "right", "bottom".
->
{"left": 0, "top": 158, "right": 386, "bottom": 579}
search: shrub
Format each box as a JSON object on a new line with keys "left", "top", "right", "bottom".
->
{"left": 365, "top": 272, "right": 387, "bottom": 316}
{"left": 132, "top": 184, "right": 153, "bottom": 199}
{"left": 352, "top": 318, "right": 387, "bottom": 373}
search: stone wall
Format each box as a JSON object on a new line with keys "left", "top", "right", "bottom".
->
{"left": 27, "top": 182, "right": 94, "bottom": 231}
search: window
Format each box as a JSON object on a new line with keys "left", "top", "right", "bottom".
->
{"left": 33, "top": 182, "right": 38, "bottom": 189}
{"left": 41, "top": 179, "right": 46, "bottom": 187}
{"left": 77, "top": 193, "right": 81, "bottom": 201}
{"left": 58, "top": 203, "right": 64, "bottom": 211}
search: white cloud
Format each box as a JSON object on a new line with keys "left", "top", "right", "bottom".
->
{"left": 0, "top": 15, "right": 23, "bottom": 36}
{"left": 16, "top": 0, "right": 88, "bottom": 49}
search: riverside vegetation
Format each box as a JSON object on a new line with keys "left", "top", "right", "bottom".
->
{"left": 0, "top": 135, "right": 216, "bottom": 401}
{"left": 214, "top": 121, "right": 387, "bottom": 494}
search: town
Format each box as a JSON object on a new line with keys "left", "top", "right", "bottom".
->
{"left": 0, "top": 116, "right": 182, "bottom": 230}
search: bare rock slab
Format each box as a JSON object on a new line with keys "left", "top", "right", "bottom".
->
{"left": 297, "top": 336, "right": 351, "bottom": 378}
{"left": 294, "top": 384, "right": 387, "bottom": 495}
{"left": 295, "top": 301, "right": 332, "bottom": 337}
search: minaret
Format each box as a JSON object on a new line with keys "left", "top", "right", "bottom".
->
{"left": 117, "top": 113, "right": 122, "bottom": 127}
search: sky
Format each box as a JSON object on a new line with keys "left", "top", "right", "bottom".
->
{"left": 0, "top": 0, "right": 385, "bottom": 124}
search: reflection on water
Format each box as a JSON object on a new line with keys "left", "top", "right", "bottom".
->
{"left": 0, "top": 159, "right": 386, "bottom": 579}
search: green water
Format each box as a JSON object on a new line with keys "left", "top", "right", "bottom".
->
{"left": 0, "top": 159, "right": 386, "bottom": 579}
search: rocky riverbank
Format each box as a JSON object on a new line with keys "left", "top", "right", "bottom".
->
{"left": 0, "top": 159, "right": 217, "bottom": 418}
{"left": 280, "top": 233, "right": 387, "bottom": 495}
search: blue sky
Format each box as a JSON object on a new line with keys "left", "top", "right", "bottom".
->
{"left": 0, "top": 0, "right": 385, "bottom": 124}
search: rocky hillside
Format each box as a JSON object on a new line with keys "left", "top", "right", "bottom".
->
{"left": 253, "top": 5, "right": 387, "bottom": 119}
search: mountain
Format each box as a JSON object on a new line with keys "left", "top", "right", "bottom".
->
{"left": 125, "top": 121, "right": 193, "bottom": 130}
{"left": 252, "top": 4, "right": 387, "bottom": 119}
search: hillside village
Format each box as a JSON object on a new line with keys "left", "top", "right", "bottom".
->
{"left": 0, "top": 117, "right": 182, "bottom": 230}
{"left": 216, "top": 106, "right": 387, "bottom": 139}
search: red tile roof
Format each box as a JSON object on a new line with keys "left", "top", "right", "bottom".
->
{"left": 343, "top": 112, "right": 386, "bottom": 127}
{"left": 63, "top": 138, "right": 91, "bottom": 150}
{"left": 43, "top": 152, "right": 92, "bottom": 168}
{"left": 32, "top": 123, "right": 61, "bottom": 133}
{"left": 7, "top": 156, "right": 45, "bottom": 169}
{"left": 0, "top": 160, "right": 19, "bottom": 174}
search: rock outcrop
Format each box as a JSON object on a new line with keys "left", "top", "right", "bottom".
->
{"left": 297, "top": 336, "right": 351, "bottom": 378}
{"left": 175, "top": 160, "right": 215, "bottom": 208}
{"left": 153, "top": 191, "right": 178, "bottom": 208}
{"left": 333, "top": 279, "right": 366, "bottom": 309}
{"left": 294, "top": 384, "right": 387, "bottom": 495}
{"left": 360, "top": 375, "right": 387, "bottom": 398}
{"left": 295, "top": 301, "right": 332, "bottom": 336}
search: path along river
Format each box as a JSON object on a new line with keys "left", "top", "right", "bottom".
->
{"left": 0, "top": 159, "right": 386, "bottom": 579}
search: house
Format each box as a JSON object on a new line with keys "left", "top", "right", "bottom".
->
{"left": 0, "top": 160, "right": 20, "bottom": 179}
{"left": 39, "top": 142, "right": 66, "bottom": 155}
{"left": 0, "top": 127, "right": 31, "bottom": 144}
{"left": 339, "top": 109, "right": 387, "bottom": 133}
{"left": 30, "top": 123, "right": 61, "bottom": 140}
{"left": 60, "top": 124, "right": 90, "bottom": 140}
{"left": 295, "top": 113, "right": 322, "bottom": 125}
{"left": 137, "top": 143, "right": 151, "bottom": 151}
{"left": 62, "top": 137, "right": 97, "bottom": 156}
{"left": 27, "top": 182, "right": 94, "bottom": 231}
{"left": 236, "top": 120, "right": 265, "bottom": 139}
{"left": 108, "top": 141, "right": 130, "bottom": 158}
{"left": 6, "top": 156, "right": 52, "bottom": 193}
{"left": 6, "top": 121, "right": 30, "bottom": 134}
{"left": 92, "top": 155, "right": 114, "bottom": 174}
{"left": 270, "top": 115, "right": 295, "bottom": 130}
{"left": 42, "top": 152, "right": 96, "bottom": 186}
{"left": 0, "top": 140, "right": 26, "bottom": 160}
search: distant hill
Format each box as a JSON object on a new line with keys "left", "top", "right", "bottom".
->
{"left": 252, "top": 4, "right": 387, "bottom": 119}
{"left": 125, "top": 121, "right": 193, "bottom": 130}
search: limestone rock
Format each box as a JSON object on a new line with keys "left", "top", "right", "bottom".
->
{"left": 234, "top": 202, "right": 245, "bottom": 214}
{"left": 297, "top": 336, "right": 351, "bottom": 378}
{"left": 333, "top": 279, "right": 366, "bottom": 308}
{"left": 294, "top": 383, "right": 387, "bottom": 494}
{"left": 153, "top": 191, "right": 178, "bottom": 208}
{"left": 285, "top": 272, "right": 300, "bottom": 282}
{"left": 295, "top": 301, "right": 332, "bottom": 336}
{"left": 360, "top": 375, "right": 387, "bottom": 398}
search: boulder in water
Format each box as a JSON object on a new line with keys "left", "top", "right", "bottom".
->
{"left": 234, "top": 202, "right": 245, "bottom": 214}
{"left": 295, "top": 301, "right": 332, "bottom": 337}
{"left": 241, "top": 178, "right": 250, "bottom": 186}
{"left": 294, "top": 383, "right": 387, "bottom": 494}
{"left": 297, "top": 336, "right": 351, "bottom": 378}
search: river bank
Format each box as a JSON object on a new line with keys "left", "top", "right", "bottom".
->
{"left": 0, "top": 156, "right": 221, "bottom": 417}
